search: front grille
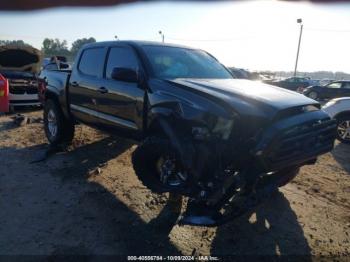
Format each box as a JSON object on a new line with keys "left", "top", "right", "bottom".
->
{"left": 264, "top": 118, "right": 336, "bottom": 170}
{"left": 9, "top": 84, "right": 38, "bottom": 95}
{"left": 10, "top": 99, "right": 39, "bottom": 104}
{"left": 254, "top": 110, "right": 337, "bottom": 171}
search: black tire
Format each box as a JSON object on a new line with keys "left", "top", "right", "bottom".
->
{"left": 258, "top": 167, "right": 300, "bottom": 188}
{"left": 275, "top": 167, "right": 300, "bottom": 187}
{"left": 335, "top": 115, "right": 350, "bottom": 144}
{"left": 132, "top": 137, "right": 185, "bottom": 194}
{"left": 43, "top": 99, "right": 74, "bottom": 146}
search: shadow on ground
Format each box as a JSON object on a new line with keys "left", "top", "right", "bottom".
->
{"left": 47, "top": 136, "right": 184, "bottom": 255}
{"left": 211, "top": 191, "right": 311, "bottom": 259}
{"left": 332, "top": 142, "right": 350, "bottom": 174}
{"left": 0, "top": 136, "right": 182, "bottom": 256}
{"left": 1, "top": 134, "right": 312, "bottom": 257}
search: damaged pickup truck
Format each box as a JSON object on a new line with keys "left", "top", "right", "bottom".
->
{"left": 39, "top": 41, "right": 336, "bottom": 226}
{"left": 0, "top": 45, "right": 42, "bottom": 108}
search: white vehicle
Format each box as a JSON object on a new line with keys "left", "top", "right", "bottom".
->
{"left": 0, "top": 45, "right": 42, "bottom": 108}
{"left": 323, "top": 97, "right": 350, "bottom": 143}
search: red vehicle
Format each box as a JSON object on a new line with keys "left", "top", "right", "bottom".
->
{"left": 0, "top": 73, "right": 9, "bottom": 112}
{"left": 0, "top": 45, "right": 42, "bottom": 109}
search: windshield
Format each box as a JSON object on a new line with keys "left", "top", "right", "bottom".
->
{"left": 143, "top": 46, "right": 233, "bottom": 79}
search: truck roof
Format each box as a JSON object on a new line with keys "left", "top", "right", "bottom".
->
{"left": 82, "top": 40, "right": 196, "bottom": 50}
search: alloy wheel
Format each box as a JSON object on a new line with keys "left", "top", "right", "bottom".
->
{"left": 156, "top": 156, "right": 187, "bottom": 187}
{"left": 47, "top": 109, "right": 58, "bottom": 138}
{"left": 337, "top": 120, "right": 350, "bottom": 141}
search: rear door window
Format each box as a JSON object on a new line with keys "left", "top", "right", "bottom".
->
{"left": 78, "top": 47, "right": 105, "bottom": 77}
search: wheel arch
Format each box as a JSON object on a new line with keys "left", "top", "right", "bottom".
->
{"left": 146, "top": 106, "right": 174, "bottom": 137}
{"left": 334, "top": 110, "right": 350, "bottom": 120}
{"left": 45, "top": 90, "right": 60, "bottom": 104}
{"left": 45, "top": 89, "right": 72, "bottom": 121}
{"left": 146, "top": 107, "right": 196, "bottom": 170}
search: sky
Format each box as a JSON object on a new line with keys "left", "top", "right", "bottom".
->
{"left": 1, "top": 0, "right": 350, "bottom": 73}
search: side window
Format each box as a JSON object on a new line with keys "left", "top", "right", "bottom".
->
{"left": 105, "top": 47, "right": 138, "bottom": 79}
{"left": 342, "top": 82, "right": 350, "bottom": 89}
{"left": 327, "top": 82, "right": 342, "bottom": 89}
{"left": 78, "top": 48, "right": 105, "bottom": 77}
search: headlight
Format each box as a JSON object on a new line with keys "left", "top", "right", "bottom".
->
{"left": 212, "top": 117, "right": 234, "bottom": 140}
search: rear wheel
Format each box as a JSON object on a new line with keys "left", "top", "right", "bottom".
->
{"left": 335, "top": 115, "right": 350, "bottom": 144}
{"left": 43, "top": 99, "right": 74, "bottom": 146}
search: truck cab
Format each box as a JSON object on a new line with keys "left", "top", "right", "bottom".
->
{"left": 68, "top": 43, "right": 144, "bottom": 137}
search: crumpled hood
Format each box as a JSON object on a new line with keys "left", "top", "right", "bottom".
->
{"left": 0, "top": 45, "right": 42, "bottom": 74}
{"left": 167, "top": 78, "right": 319, "bottom": 118}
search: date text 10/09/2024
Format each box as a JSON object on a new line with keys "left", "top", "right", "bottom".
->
{"left": 127, "top": 256, "right": 219, "bottom": 261}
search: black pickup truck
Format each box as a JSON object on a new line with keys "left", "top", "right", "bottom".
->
{"left": 39, "top": 41, "right": 336, "bottom": 226}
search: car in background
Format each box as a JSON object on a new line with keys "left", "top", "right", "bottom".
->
{"left": 229, "top": 68, "right": 272, "bottom": 81}
{"left": 42, "top": 56, "right": 71, "bottom": 71}
{"left": 0, "top": 45, "right": 42, "bottom": 108}
{"left": 323, "top": 97, "right": 350, "bottom": 143}
{"left": 319, "top": 79, "right": 335, "bottom": 86}
{"left": 229, "top": 67, "right": 250, "bottom": 79}
{"left": 266, "top": 76, "right": 311, "bottom": 91}
{"left": 303, "top": 81, "right": 350, "bottom": 101}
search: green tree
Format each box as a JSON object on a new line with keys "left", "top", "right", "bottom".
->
{"left": 70, "top": 37, "right": 96, "bottom": 58}
{"left": 41, "top": 38, "right": 70, "bottom": 58}
{"left": 0, "top": 39, "right": 33, "bottom": 47}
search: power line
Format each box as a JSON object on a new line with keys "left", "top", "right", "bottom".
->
{"left": 2, "top": 27, "right": 350, "bottom": 46}
{"left": 165, "top": 28, "right": 350, "bottom": 43}
{"left": 166, "top": 35, "right": 262, "bottom": 42}
{"left": 304, "top": 27, "right": 350, "bottom": 33}
{"left": 0, "top": 33, "right": 77, "bottom": 41}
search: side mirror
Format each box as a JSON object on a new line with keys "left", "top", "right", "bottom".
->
{"left": 111, "top": 67, "right": 138, "bottom": 83}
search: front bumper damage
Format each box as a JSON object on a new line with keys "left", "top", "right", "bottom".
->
{"left": 254, "top": 110, "right": 336, "bottom": 171}
{"left": 179, "top": 110, "right": 337, "bottom": 227}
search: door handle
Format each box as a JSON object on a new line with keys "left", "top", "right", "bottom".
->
{"left": 98, "top": 86, "right": 109, "bottom": 94}
{"left": 71, "top": 81, "right": 78, "bottom": 87}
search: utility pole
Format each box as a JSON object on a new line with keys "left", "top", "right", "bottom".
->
{"left": 294, "top": 18, "right": 303, "bottom": 77}
{"left": 158, "top": 30, "right": 164, "bottom": 43}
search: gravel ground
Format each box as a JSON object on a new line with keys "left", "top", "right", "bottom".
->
{"left": 0, "top": 110, "right": 349, "bottom": 259}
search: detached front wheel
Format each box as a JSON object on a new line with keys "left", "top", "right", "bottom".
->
{"left": 43, "top": 99, "right": 75, "bottom": 146}
{"left": 132, "top": 137, "right": 189, "bottom": 194}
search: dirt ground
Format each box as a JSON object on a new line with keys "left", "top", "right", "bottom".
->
{"left": 0, "top": 109, "right": 350, "bottom": 258}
